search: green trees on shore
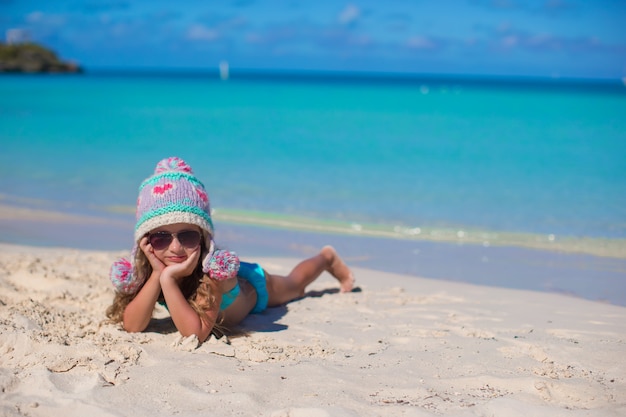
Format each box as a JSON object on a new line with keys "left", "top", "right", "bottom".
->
{"left": 0, "top": 42, "right": 82, "bottom": 73}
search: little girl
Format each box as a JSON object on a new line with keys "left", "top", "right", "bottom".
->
{"left": 106, "top": 157, "right": 354, "bottom": 342}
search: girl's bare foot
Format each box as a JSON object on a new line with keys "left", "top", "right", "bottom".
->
{"left": 321, "top": 245, "right": 355, "bottom": 292}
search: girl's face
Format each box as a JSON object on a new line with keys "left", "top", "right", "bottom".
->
{"left": 147, "top": 223, "right": 202, "bottom": 266}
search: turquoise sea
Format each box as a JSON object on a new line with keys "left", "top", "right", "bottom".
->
{"left": 1, "top": 71, "right": 625, "bottom": 304}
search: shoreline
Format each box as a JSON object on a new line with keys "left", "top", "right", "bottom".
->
{"left": 0, "top": 243, "right": 624, "bottom": 416}
{"left": 211, "top": 208, "right": 626, "bottom": 260}
{"left": 2, "top": 200, "right": 625, "bottom": 259}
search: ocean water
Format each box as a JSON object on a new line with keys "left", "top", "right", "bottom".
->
{"left": 1, "top": 71, "right": 625, "bottom": 304}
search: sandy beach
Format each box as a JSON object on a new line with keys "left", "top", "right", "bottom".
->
{"left": 0, "top": 242, "right": 625, "bottom": 417}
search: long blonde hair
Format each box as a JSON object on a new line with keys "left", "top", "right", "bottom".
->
{"left": 105, "top": 237, "right": 219, "bottom": 327}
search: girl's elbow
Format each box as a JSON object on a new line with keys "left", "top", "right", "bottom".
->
{"left": 184, "top": 317, "right": 215, "bottom": 342}
{"left": 122, "top": 318, "right": 149, "bottom": 333}
{"left": 179, "top": 326, "right": 212, "bottom": 343}
{"left": 123, "top": 324, "right": 141, "bottom": 333}
{"left": 198, "top": 331, "right": 212, "bottom": 343}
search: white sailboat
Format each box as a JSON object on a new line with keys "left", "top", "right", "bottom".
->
{"left": 219, "top": 60, "right": 229, "bottom": 80}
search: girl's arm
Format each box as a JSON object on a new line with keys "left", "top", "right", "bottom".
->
{"left": 122, "top": 236, "right": 165, "bottom": 332}
{"left": 122, "top": 269, "right": 162, "bottom": 332}
{"left": 160, "top": 273, "right": 221, "bottom": 342}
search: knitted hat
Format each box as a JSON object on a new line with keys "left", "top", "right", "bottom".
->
{"left": 134, "top": 156, "right": 214, "bottom": 243}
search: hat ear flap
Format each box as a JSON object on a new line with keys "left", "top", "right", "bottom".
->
{"left": 202, "top": 249, "right": 240, "bottom": 281}
{"left": 109, "top": 245, "right": 144, "bottom": 294}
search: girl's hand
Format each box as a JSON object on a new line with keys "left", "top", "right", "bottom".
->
{"left": 161, "top": 246, "right": 201, "bottom": 283}
{"left": 139, "top": 236, "right": 166, "bottom": 273}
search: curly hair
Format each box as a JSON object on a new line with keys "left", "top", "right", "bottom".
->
{"left": 105, "top": 239, "right": 219, "bottom": 328}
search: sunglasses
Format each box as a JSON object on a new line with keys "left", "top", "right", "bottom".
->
{"left": 147, "top": 230, "right": 202, "bottom": 251}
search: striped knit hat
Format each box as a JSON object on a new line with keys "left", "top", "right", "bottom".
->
{"left": 134, "top": 156, "right": 214, "bottom": 243}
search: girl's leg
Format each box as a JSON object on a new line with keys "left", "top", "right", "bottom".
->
{"left": 266, "top": 246, "right": 354, "bottom": 306}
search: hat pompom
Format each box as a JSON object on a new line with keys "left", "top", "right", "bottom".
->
{"left": 202, "top": 249, "right": 240, "bottom": 281}
{"left": 154, "top": 156, "right": 193, "bottom": 174}
{"left": 110, "top": 257, "right": 143, "bottom": 294}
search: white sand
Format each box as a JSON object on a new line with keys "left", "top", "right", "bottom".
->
{"left": 0, "top": 243, "right": 624, "bottom": 417}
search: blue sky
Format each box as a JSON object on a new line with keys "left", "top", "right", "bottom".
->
{"left": 1, "top": 0, "right": 625, "bottom": 79}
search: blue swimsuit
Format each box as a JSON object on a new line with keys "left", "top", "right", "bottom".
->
{"left": 220, "top": 261, "right": 269, "bottom": 314}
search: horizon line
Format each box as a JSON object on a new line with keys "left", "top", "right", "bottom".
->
{"left": 5, "top": 66, "right": 625, "bottom": 91}
{"left": 82, "top": 66, "right": 625, "bottom": 83}
{"left": 68, "top": 67, "right": 626, "bottom": 92}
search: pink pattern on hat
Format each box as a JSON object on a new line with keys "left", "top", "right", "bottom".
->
{"left": 196, "top": 187, "right": 208, "bottom": 203}
{"left": 153, "top": 182, "right": 174, "bottom": 196}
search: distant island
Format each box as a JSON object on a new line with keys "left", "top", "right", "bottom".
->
{"left": 0, "top": 42, "right": 82, "bottom": 74}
